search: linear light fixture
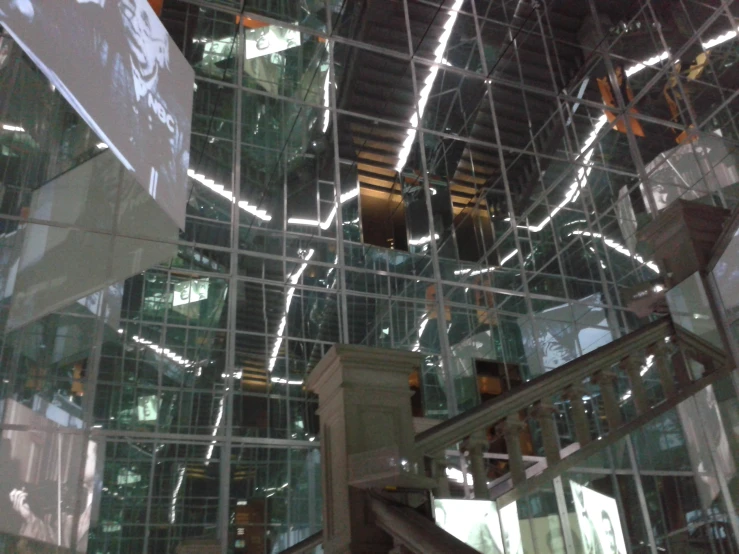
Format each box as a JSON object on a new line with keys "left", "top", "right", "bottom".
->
{"left": 188, "top": 169, "right": 272, "bottom": 221}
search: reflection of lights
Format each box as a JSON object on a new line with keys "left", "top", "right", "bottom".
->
{"left": 322, "top": 44, "right": 331, "bottom": 133}
{"left": 131, "top": 335, "right": 195, "bottom": 367}
{"left": 408, "top": 233, "right": 440, "bottom": 246}
{"left": 412, "top": 315, "right": 429, "bottom": 352}
{"left": 625, "top": 51, "right": 669, "bottom": 77}
{"left": 96, "top": 142, "right": 109, "bottom": 150}
{"left": 446, "top": 467, "right": 473, "bottom": 485}
{"left": 188, "top": 169, "right": 271, "bottom": 221}
{"left": 270, "top": 377, "right": 304, "bottom": 385}
{"left": 396, "top": 0, "right": 464, "bottom": 171}
{"left": 2, "top": 124, "right": 24, "bottom": 132}
{"left": 170, "top": 465, "right": 186, "bottom": 524}
{"left": 205, "top": 396, "right": 225, "bottom": 465}
{"left": 287, "top": 186, "right": 359, "bottom": 230}
{"left": 500, "top": 250, "right": 517, "bottom": 265}
{"left": 267, "top": 249, "right": 315, "bottom": 372}
{"left": 570, "top": 230, "right": 659, "bottom": 273}
{"left": 702, "top": 28, "right": 739, "bottom": 50}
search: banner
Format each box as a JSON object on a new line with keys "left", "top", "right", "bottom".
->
{"left": 0, "top": 0, "right": 193, "bottom": 229}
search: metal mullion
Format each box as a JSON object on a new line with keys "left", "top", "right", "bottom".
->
{"left": 510, "top": 6, "right": 572, "bottom": 315}
{"left": 475, "top": 0, "right": 542, "bottom": 386}
{"left": 326, "top": 2, "right": 351, "bottom": 346}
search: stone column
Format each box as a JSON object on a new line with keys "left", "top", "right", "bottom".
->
{"left": 464, "top": 429, "right": 490, "bottom": 499}
{"left": 620, "top": 355, "right": 649, "bottom": 415}
{"left": 647, "top": 342, "right": 676, "bottom": 398}
{"left": 592, "top": 371, "right": 623, "bottom": 430}
{"left": 307, "top": 345, "right": 426, "bottom": 553}
{"left": 562, "top": 386, "right": 591, "bottom": 447}
{"left": 496, "top": 415, "right": 527, "bottom": 485}
{"left": 531, "top": 400, "right": 560, "bottom": 466}
{"left": 431, "top": 453, "right": 451, "bottom": 499}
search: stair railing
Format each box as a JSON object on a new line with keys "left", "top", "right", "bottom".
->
{"left": 416, "top": 316, "right": 729, "bottom": 502}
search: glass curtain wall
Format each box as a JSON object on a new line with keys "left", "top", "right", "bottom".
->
{"left": 1, "top": 0, "right": 739, "bottom": 552}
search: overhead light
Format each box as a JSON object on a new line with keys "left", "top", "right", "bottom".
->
{"left": 2, "top": 124, "right": 24, "bottom": 132}
{"left": 267, "top": 249, "right": 315, "bottom": 372}
{"left": 270, "top": 377, "right": 304, "bottom": 385}
{"left": 702, "top": 27, "right": 739, "bottom": 50}
{"left": 188, "top": 169, "right": 272, "bottom": 221}
{"left": 396, "top": 0, "right": 464, "bottom": 171}
{"left": 96, "top": 142, "right": 109, "bottom": 149}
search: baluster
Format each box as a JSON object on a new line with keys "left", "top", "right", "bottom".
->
{"left": 531, "top": 400, "right": 560, "bottom": 466}
{"left": 495, "top": 415, "right": 527, "bottom": 485}
{"left": 647, "top": 341, "right": 676, "bottom": 398}
{"left": 673, "top": 342, "right": 694, "bottom": 386}
{"left": 563, "top": 386, "right": 591, "bottom": 447}
{"left": 464, "top": 429, "right": 490, "bottom": 499}
{"left": 621, "top": 355, "right": 649, "bottom": 415}
{"left": 591, "top": 370, "right": 623, "bottom": 431}
{"left": 431, "top": 451, "right": 451, "bottom": 499}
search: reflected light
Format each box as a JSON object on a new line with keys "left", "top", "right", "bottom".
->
{"left": 267, "top": 249, "right": 315, "bottom": 372}
{"left": 570, "top": 230, "right": 659, "bottom": 273}
{"left": 396, "top": 0, "right": 464, "bottom": 172}
{"left": 188, "top": 169, "right": 271, "bottom": 221}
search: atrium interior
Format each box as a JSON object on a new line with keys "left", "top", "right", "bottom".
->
{"left": 1, "top": 0, "right": 739, "bottom": 553}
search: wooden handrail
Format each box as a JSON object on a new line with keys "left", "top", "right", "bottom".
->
{"left": 369, "top": 493, "right": 480, "bottom": 554}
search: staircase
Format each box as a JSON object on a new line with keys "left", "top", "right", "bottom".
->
{"left": 294, "top": 307, "right": 735, "bottom": 554}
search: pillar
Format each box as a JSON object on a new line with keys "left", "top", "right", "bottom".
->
{"left": 306, "top": 345, "right": 428, "bottom": 553}
{"left": 592, "top": 371, "right": 623, "bottom": 430}
{"left": 531, "top": 400, "right": 561, "bottom": 466}
{"left": 464, "top": 429, "right": 490, "bottom": 499}
{"left": 496, "top": 415, "right": 527, "bottom": 485}
{"left": 620, "top": 355, "right": 650, "bottom": 415}
{"left": 563, "top": 386, "right": 591, "bottom": 447}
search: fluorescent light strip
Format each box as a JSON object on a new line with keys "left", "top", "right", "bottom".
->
{"left": 205, "top": 396, "right": 225, "bottom": 465}
{"left": 131, "top": 335, "right": 195, "bottom": 368}
{"left": 516, "top": 30, "right": 736, "bottom": 236}
{"left": 188, "top": 169, "right": 271, "bottom": 221}
{"left": 287, "top": 187, "right": 359, "bottom": 230}
{"left": 2, "top": 124, "right": 24, "bottom": 132}
{"left": 169, "top": 465, "right": 186, "bottom": 524}
{"left": 408, "top": 233, "right": 440, "bottom": 246}
{"left": 570, "top": 230, "right": 659, "bottom": 273}
{"left": 702, "top": 27, "right": 739, "bottom": 50}
{"left": 270, "top": 377, "right": 304, "bottom": 385}
{"left": 396, "top": 0, "right": 464, "bottom": 172}
{"left": 267, "top": 249, "right": 315, "bottom": 372}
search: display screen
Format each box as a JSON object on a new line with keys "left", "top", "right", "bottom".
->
{"left": 434, "top": 499, "right": 504, "bottom": 554}
{"left": 0, "top": 0, "right": 194, "bottom": 229}
{"left": 6, "top": 149, "right": 177, "bottom": 331}
{"left": 0, "top": 399, "right": 98, "bottom": 552}
{"left": 173, "top": 278, "right": 209, "bottom": 307}
{"left": 570, "top": 481, "right": 627, "bottom": 554}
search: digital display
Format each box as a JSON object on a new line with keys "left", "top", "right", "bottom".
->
{"left": 570, "top": 481, "right": 627, "bottom": 554}
{"left": 434, "top": 499, "right": 504, "bottom": 553}
{"left": 6, "top": 150, "right": 178, "bottom": 331}
{"left": 0, "top": 399, "right": 98, "bottom": 552}
{"left": 173, "top": 278, "right": 209, "bottom": 307}
{"left": 137, "top": 395, "right": 160, "bottom": 422}
{"left": 0, "top": 0, "right": 194, "bottom": 229}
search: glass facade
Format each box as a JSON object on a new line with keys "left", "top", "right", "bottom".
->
{"left": 0, "top": 0, "right": 738, "bottom": 552}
